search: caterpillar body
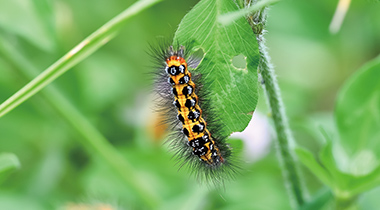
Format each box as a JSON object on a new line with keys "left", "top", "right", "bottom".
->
{"left": 166, "top": 47, "right": 224, "bottom": 166}
{"left": 153, "top": 44, "right": 237, "bottom": 185}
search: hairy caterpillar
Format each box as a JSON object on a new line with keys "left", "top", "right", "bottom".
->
{"left": 152, "top": 44, "right": 238, "bottom": 185}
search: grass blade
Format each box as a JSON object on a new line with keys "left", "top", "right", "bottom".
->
{"left": 0, "top": 0, "right": 161, "bottom": 118}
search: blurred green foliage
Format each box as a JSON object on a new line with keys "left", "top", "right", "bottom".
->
{"left": 336, "top": 56, "right": 380, "bottom": 158}
{"left": 296, "top": 55, "right": 380, "bottom": 209}
{"left": 0, "top": 153, "right": 20, "bottom": 184}
{"left": 0, "top": 0, "right": 379, "bottom": 209}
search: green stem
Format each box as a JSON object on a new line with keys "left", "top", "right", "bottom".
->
{"left": 258, "top": 28, "right": 305, "bottom": 208}
{"left": 247, "top": 3, "right": 306, "bottom": 208}
{"left": 259, "top": 41, "right": 305, "bottom": 207}
{"left": 0, "top": 0, "right": 161, "bottom": 118}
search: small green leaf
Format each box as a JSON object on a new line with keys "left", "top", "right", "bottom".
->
{"left": 299, "top": 187, "right": 333, "bottom": 210}
{"left": 0, "top": 153, "right": 20, "bottom": 183}
{"left": 335, "top": 55, "right": 380, "bottom": 156}
{"left": 297, "top": 142, "right": 380, "bottom": 199}
{"left": 319, "top": 142, "right": 355, "bottom": 193}
{"left": 319, "top": 142, "right": 380, "bottom": 197}
{"left": 349, "top": 165, "right": 380, "bottom": 196}
{"left": 174, "top": 0, "right": 259, "bottom": 136}
{"left": 295, "top": 147, "right": 333, "bottom": 188}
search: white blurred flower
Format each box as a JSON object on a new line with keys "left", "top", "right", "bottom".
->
{"left": 230, "top": 112, "right": 272, "bottom": 163}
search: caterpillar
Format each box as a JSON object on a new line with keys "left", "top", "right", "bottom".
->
{"left": 152, "top": 44, "right": 238, "bottom": 186}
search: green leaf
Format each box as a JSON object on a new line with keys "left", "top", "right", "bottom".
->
{"left": 319, "top": 142, "right": 380, "bottom": 197}
{"left": 335, "top": 55, "right": 380, "bottom": 156}
{"left": 299, "top": 187, "right": 333, "bottom": 210}
{"left": 295, "top": 147, "right": 333, "bottom": 188}
{"left": 174, "top": 0, "right": 259, "bottom": 136}
{"left": 319, "top": 142, "right": 354, "bottom": 193}
{"left": 349, "top": 165, "right": 380, "bottom": 196}
{"left": 296, "top": 142, "right": 380, "bottom": 199}
{"left": 0, "top": 153, "right": 20, "bottom": 183}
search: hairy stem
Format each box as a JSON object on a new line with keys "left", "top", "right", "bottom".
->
{"left": 248, "top": 3, "right": 306, "bottom": 208}
{"left": 259, "top": 37, "right": 305, "bottom": 207}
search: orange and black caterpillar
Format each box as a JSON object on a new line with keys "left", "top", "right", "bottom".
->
{"left": 152, "top": 44, "right": 237, "bottom": 185}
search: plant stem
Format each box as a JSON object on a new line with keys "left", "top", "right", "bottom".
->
{"left": 258, "top": 27, "right": 305, "bottom": 208}
{"left": 259, "top": 40, "right": 305, "bottom": 207}
{"left": 247, "top": 2, "right": 306, "bottom": 208}
{"left": 0, "top": 0, "right": 161, "bottom": 118}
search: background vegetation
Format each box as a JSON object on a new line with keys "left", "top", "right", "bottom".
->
{"left": 0, "top": 0, "right": 379, "bottom": 209}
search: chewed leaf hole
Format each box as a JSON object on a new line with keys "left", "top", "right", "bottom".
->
{"left": 232, "top": 54, "right": 247, "bottom": 70}
{"left": 190, "top": 47, "right": 205, "bottom": 69}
